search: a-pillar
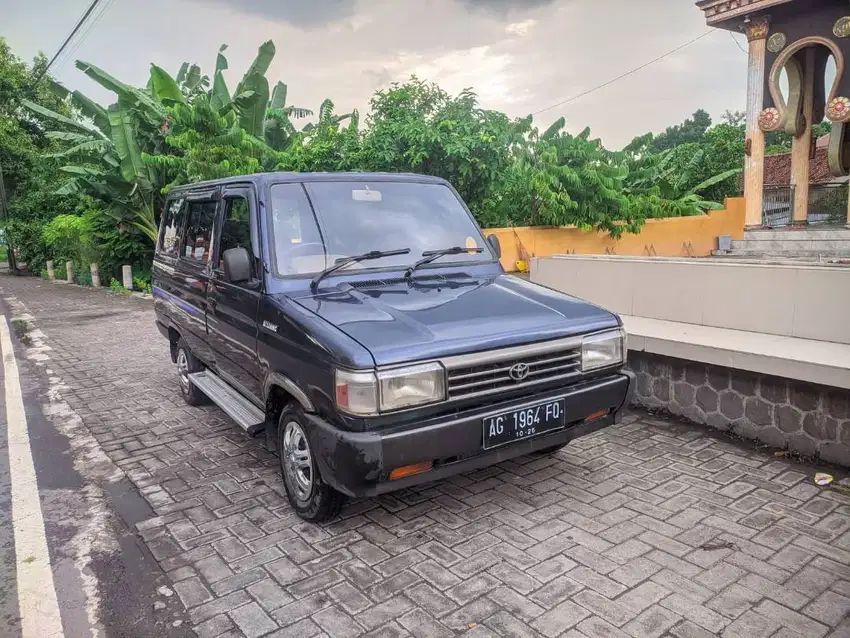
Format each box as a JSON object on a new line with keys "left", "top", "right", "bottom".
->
{"left": 791, "top": 48, "right": 815, "bottom": 225}
{"left": 744, "top": 18, "right": 770, "bottom": 228}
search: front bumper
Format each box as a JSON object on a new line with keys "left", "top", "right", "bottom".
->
{"left": 305, "top": 370, "right": 635, "bottom": 497}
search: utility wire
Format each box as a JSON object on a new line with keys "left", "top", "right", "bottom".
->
{"left": 729, "top": 31, "right": 747, "bottom": 54}
{"left": 52, "top": 0, "right": 117, "bottom": 73}
{"left": 34, "top": 0, "right": 102, "bottom": 83}
{"left": 532, "top": 30, "right": 715, "bottom": 116}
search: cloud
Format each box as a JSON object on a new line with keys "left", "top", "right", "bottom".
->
{"left": 203, "top": 0, "right": 357, "bottom": 27}
{"left": 505, "top": 19, "right": 537, "bottom": 36}
{"left": 461, "top": 0, "right": 559, "bottom": 14}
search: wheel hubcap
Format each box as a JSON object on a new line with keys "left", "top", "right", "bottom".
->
{"left": 282, "top": 421, "right": 313, "bottom": 501}
{"left": 177, "top": 350, "right": 189, "bottom": 393}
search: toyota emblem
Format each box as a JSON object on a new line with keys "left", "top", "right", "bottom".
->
{"left": 509, "top": 362, "right": 530, "bottom": 382}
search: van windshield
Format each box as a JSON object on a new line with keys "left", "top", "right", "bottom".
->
{"left": 269, "top": 181, "right": 493, "bottom": 277}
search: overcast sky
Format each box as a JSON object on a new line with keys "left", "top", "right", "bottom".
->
{"left": 3, "top": 0, "right": 748, "bottom": 149}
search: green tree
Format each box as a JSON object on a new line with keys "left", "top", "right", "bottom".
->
{"left": 359, "top": 78, "right": 516, "bottom": 213}
{"left": 0, "top": 37, "right": 86, "bottom": 268}
{"left": 652, "top": 109, "right": 712, "bottom": 151}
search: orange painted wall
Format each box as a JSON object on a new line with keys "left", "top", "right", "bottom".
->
{"left": 483, "top": 197, "right": 746, "bottom": 272}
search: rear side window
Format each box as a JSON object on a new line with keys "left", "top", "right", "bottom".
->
{"left": 159, "top": 198, "right": 186, "bottom": 258}
{"left": 182, "top": 200, "right": 218, "bottom": 264}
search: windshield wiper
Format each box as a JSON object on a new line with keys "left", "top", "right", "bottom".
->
{"left": 310, "top": 248, "right": 411, "bottom": 292}
{"left": 404, "top": 246, "right": 484, "bottom": 279}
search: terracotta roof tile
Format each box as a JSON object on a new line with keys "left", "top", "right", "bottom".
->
{"left": 763, "top": 146, "right": 835, "bottom": 186}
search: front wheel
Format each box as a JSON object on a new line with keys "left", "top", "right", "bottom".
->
{"left": 175, "top": 339, "right": 206, "bottom": 406}
{"left": 278, "top": 405, "right": 345, "bottom": 522}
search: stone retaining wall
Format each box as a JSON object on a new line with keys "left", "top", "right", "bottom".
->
{"left": 628, "top": 351, "right": 850, "bottom": 466}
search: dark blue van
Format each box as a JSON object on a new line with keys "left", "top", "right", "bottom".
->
{"left": 153, "top": 172, "right": 634, "bottom": 521}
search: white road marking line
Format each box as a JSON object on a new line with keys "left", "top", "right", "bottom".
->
{"left": 0, "top": 314, "right": 65, "bottom": 637}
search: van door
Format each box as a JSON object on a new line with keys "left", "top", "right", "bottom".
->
{"left": 170, "top": 191, "right": 219, "bottom": 365}
{"left": 206, "top": 186, "right": 263, "bottom": 402}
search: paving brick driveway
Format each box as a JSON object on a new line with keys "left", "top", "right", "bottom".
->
{"left": 2, "top": 275, "right": 849, "bottom": 638}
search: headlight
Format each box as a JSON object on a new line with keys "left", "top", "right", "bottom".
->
{"left": 581, "top": 330, "right": 625, "bottom": 372}
{"left": 335, "top": 362, "right": 446, "bottom": 415}
{"left": 377, "top": 362, "right": 445, "bottom": 411}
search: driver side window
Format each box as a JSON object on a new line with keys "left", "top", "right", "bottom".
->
{"left": 218, "top": 196, "right": 254, "bottom": 279}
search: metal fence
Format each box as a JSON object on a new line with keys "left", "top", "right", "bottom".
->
{"left": 807, "top": 183, "right": 847, "bottom": 225}
{"left": 762, "top": 185, "right": 794, "bottom": 227}
{"left": 762, "top": 183, "right": 847, "bottom": 226}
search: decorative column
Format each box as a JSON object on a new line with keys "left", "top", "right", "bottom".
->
{"left": 790, "top": 47, "right": 815, "bottom": 225}
{"left": 744, "top": 18, "right": 770, "bottom": 228}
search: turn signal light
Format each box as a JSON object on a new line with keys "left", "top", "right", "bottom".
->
{"left": 583, "top": 409, "right": 609, "bottom": 423}
{"left": 389, "top": 461, "right": 433, "bottom": 481}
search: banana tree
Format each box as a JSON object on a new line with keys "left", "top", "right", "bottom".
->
{"left": 23, "top": 59, "right": 174, "bottom": 241}
{"left": 622, "top": 146, "right": 741, "bottom": 218}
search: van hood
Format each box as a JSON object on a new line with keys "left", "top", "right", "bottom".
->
{"left": 289, "top": 274, "right": 619, "bottom": 366}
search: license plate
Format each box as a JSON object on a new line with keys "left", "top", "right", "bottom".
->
{"left": 482, "top": 399, "right": 566, "bottom": 450}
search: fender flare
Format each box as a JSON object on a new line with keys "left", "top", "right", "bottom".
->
{"left": 263, "top": 373, "right": 315, "bottom": 413}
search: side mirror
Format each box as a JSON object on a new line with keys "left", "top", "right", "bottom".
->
{"left": 223, "top": 247, "right": 252, "bottom": 283}
{"left": 487, "top": 234, "right": 502, "bottom": 258}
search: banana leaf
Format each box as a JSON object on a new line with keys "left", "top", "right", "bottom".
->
{"left": 542, "top": 117, "right": 566, "bottom": 140}
{"left": 175, "top": 62, "right": 189, "bottom": 85}
{"left": 46, "top": 131, "right": 97, "bottom": 143}
{"left": 47, "top": 78, "right": 70, "bottom": 100}
{"left": 211, "top": 70, "right": 231, "bottom": 111}
{"left": 286, "top": 106, "right": 313, "bottom": 119}
{"left": 184, "top": 64, "right": 202, "bottom": 92}
{"left": 21, "top": 99, "right": 105, "bottom": 138}
{"left": 236, "top": 40, "right": 275, "bottom": 96}
{"left": 60, "top": 165, "right": 106, "bottom": 178}
{"left": 216, "top": 44, "right": 229, "bottom": 74}
{"left": 237, "top": 74, "right": 269, "bottom": 138}
{"left": 76, "top": 60, "right": 165, "bottom": 123}
{"left": 71, "top": 90, "right": 111, "bottom": 135}
{"left": 270, "top": 82, "right": 287, "bottom": 110}
{"left": 54, "top": 179, "right": 85, "bottom": 196}
{"left": 46, "top": 139, "right": 112, "bottom": 159}
{"left": 150, "top": 65, "right": 186, "bottom": 104}
{"left": 108, "top": 100, "right": 151, "bottom": 189}
{"left": 689, "top": 167, "right": 741, "bottom": 194}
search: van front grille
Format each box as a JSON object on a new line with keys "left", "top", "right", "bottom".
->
{"left": 445, "top": 343, "right": 582, "bottom": 401}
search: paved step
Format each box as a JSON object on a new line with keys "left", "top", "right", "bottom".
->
{"left": 711, "top": 250, "right": 850, "bottom": 263}
{"left": 744, "top": 227, "right": 850, "bottom": 241}
{"left": 731, "top": 239, "right": 850, "bottom": 251}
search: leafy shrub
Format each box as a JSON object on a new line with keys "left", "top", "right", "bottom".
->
{"left": 3, "top": 219, "right": 50, "bottom": 271}
{"left": 86, "top": 210, "right": 153, "bottom": 283}
{"left": 133, "top": 272, "right": 152, "bottom": 295}
{"left": 42, "top": 214, "right": 99, "bottom": 278}
{"left": 109, "top": 278, "right": 130, "bottom": 295}
{"left": 73, "top": 270, "right": 93, "bottom": 286}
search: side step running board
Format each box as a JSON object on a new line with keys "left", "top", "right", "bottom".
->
{"left": 188, "top": 371, "right": 265, "bottom": 435}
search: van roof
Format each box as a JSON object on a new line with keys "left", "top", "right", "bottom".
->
{"left": 167, "top": 171, "right": 450, "bottom": 193}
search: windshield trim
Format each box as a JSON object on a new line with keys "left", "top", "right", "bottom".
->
{"left": 265, "top": 178, "right": 497, "bottom": 282}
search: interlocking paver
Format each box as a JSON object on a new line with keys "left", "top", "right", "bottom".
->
{"left": 4, "top": 275, "right": 850, "bottom": 638}
{"left": 623, "top": 605, "right": 682, "bottom": 638}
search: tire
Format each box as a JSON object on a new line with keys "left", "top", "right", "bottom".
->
{"left": 175, "top": 339, "right": 206, "bottom": 406}
{"left": 278, "top": 404, "right": 346, "bottom": 522}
